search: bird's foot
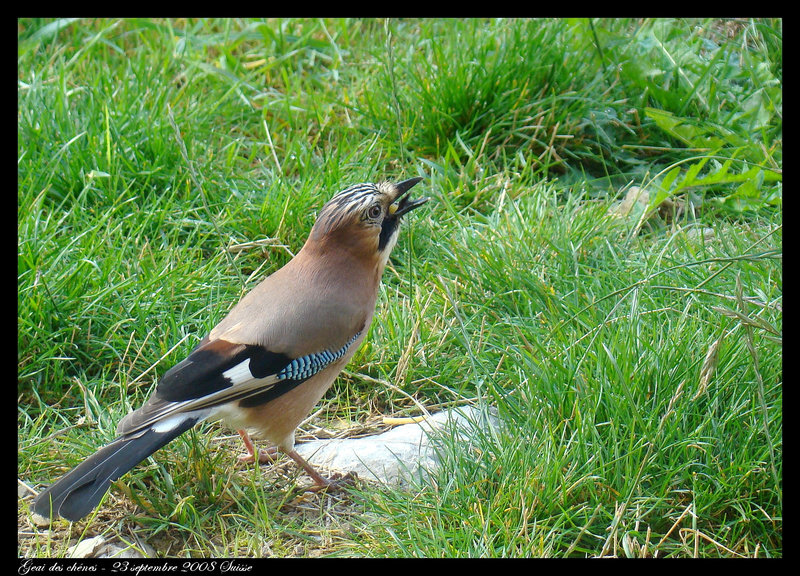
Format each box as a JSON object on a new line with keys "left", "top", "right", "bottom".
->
{"left": 237, "top": 446, "right": 279, "bottom": 465}
{"left": 284, "top": 449, "right": 358, "bottom": 493}
{"left": 304, "top": 471, "right": 358, "bottom": 493}
{"left": 236, "top": 430, "right": 280, "bottom": 465}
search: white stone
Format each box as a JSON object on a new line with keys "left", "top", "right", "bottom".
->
{"left": 294, "top": 406, "right": 500, "bottom": 486}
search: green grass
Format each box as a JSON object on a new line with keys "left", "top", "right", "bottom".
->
{"left": 18, "top": 18, "right": 781, "bottom": 557}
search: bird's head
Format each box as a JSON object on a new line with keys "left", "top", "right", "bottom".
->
{"left": 307, "top": 177, "right": 429, "bottom": 267}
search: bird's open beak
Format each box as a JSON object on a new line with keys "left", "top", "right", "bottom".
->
{"left": 390, "top": 177, "right": 429, "bottom": 218}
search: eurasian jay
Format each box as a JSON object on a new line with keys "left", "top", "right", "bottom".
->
{"left": 32, "top": 177, "right": 429, "bottom": 522}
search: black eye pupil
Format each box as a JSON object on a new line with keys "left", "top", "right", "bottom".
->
{"left": 369, "top": 205, "right": 382, "bottom": 219}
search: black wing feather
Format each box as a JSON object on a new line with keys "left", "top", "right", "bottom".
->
{"left": 156, "top": 340, "right": 292, "bottom": 403}
{"left": 33, "top": 415, "right": 198, "bottom": 521}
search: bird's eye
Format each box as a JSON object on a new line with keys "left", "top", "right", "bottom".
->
{"left": 367, "top": 204, "right": 382, "bottom": 220}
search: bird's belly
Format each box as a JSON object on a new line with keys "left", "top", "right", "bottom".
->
{"left": 214, "top": 366, "right": 342, "bottom": 451}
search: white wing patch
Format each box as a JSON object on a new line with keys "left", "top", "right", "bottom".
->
{"left": 150, "top": 413, "right": 196, "bottom": 434}
{"left": 222, "top": 358, "right": 254, "bottom": 386}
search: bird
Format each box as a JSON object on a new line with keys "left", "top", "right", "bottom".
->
{"left": 32, "top": 176, "right": 429, "bottom": 522}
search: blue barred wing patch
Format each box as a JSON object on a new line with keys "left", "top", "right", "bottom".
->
{"left": 276, "top": 331, "right": 361, "bottom": 382}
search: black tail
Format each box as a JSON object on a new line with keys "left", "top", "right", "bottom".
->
{"left": 32, "top": 416, "right": 197, "bottom": 521}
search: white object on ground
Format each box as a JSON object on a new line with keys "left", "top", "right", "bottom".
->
{"left": 295, "top": 405, "right": 500, "bottom": 486}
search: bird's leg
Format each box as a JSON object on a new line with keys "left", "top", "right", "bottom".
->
{"left": 237, "top": 430, "right": 356, "bottom": 491}
{"left": 283, "top": 449, "right": 332, "bottom": 489}
{"left": 236, "top": 429, "right": 279, "bottom": 464}
{"left": 283, "top": 448, "right": 357, "bottom": 492}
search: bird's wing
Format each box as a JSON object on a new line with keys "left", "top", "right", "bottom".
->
{"left": 116, "top": 330, "right": 362, "bottom": 437}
